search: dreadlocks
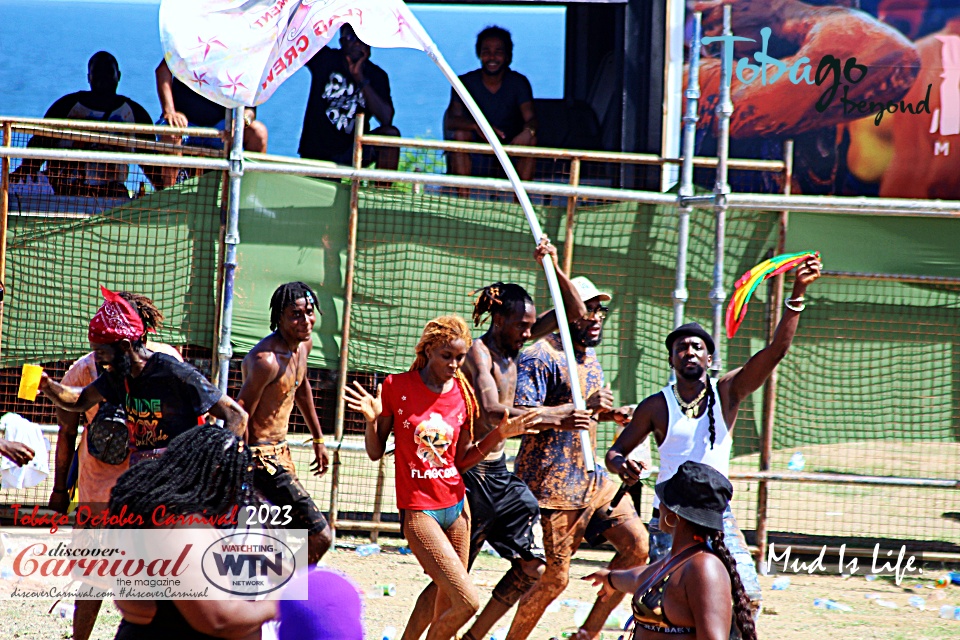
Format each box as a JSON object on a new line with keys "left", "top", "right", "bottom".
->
{"left": 471, "top": 282, "right": 533, "bottom": 327}
{"left": 108, "top": 427, "right": 256, "bottom": 526}
{"left": 270, "top": 281, "right": 319, "bottom": 331}
{"left": 410, "top": 315, "right": 480, "bottom": 439}
{"left": 117, "top": 291, "right": 164, "bottom": 333}
{"left": 705, "top": 379, "right": 717, "bottom": 450}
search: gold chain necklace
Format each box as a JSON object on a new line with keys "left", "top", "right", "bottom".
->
{"left": 672, "top": 384, "right": 707, "bottom": 419}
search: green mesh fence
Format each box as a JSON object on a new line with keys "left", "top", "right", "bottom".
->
{"left": 2, "top": 128, "right": 958, "bottom": 552}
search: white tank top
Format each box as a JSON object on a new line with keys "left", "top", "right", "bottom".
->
{"left": 653, "top": 379, "right": 732, "bottom": 508}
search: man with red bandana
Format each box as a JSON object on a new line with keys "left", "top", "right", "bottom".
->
{"left": 39, "top": 286, "right": 247, "bottom": 464}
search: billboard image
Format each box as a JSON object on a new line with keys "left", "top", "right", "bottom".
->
{"left": 686, "top": 0, "right": 960, "bottom": 199}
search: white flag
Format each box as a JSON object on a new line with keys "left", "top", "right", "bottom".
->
{"left": 159, "top": 0, "right": 432, "bottom": 107}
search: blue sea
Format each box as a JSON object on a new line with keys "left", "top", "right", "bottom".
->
{"left": 0, "top": 0, "right": 565, "bottom": 158}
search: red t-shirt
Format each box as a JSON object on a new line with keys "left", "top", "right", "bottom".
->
{"left": 381, "top": 371, "right": 466, "bottom": 510}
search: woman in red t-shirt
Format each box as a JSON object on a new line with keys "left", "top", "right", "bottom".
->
{"left": 346, "top": 315, "right": 539, "bottom": 639}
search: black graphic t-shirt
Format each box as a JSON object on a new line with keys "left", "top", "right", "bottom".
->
{"left": 450, "top": 69, "right": 533, "bottom": 141}
{"left": 299, "top": 47, "right": 392, "bottom": 160}
{"left": 93, "top": 353, "right": 222, "bottom": 454}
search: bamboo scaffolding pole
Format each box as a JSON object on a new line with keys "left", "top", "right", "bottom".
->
{"left": 3, "top": 116, "right": 220, "bottom": 138}
{"left": 561, "top": 157, "right": 580, "bottom": 274}
{"left": 757, "top": 139, "right": 794, "bottom": 563}
{"left": 10, "top": 124, "right": 223, "bottom": 157}
{"left": 359, "top": 134, "right": 785, "bottom": 171}
{"left": 0, "top": 122, "right": 10, "bottom": 354}
{"left": 329, "top": 113, "right": 366, "bottom": 539}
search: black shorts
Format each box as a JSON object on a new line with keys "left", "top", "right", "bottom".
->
{"left": 251, "top": 443, "right": 328, "bottom": 535}
{"left": 463, "top": 455, "right": 545, "bottom": 567}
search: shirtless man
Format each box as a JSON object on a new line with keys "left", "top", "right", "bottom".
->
{"left": 402, "top": 238, "right": 588, "bottom": 640}
{"left": 237, "top": 282, "right": 332, "bottom": 564}
{"left": 608, "top": 256, "right": 821, "bottom": 618}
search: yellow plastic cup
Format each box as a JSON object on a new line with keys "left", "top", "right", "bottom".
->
{"left": 18, "top": 364, "right": 43, "bottom": 401}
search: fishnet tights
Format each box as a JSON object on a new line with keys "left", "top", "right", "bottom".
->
{"left": 403, "top": 510, "right": 480, "bottom": 640}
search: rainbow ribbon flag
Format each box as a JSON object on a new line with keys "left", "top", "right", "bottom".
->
{"left": 725, "top": 251, "right": 819, "bottom": 339}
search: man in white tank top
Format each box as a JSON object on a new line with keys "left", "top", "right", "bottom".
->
{"left": 606, "top": 256, "right": 821, "bottom": 622}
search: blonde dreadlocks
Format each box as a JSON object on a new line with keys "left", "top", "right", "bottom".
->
{"left": 410, "top": 315, "right": 480, "bottom": 439}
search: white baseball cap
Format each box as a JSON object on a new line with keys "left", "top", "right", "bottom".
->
{"left": 571, "top": 276, "right": 611, "bottom": 303}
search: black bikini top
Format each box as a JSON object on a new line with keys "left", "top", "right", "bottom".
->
{"left": 632, "top": 542, "right": 708, "bottom": 636}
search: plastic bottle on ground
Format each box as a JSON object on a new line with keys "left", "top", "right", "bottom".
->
{"left": 52, "top": 602, "right": 75, "bottom": 619}
{"left": 381, "top": 626, "right": 397, "bottom": 640}
{"left": 813, "top": 598, "right": 851, "bottom": 612}
{"left": 574, "top": 601, "right": 593, "bottom": 626}
{"left": 356, "top": 543, "right": 381, "bottom": 557}
{"left": 938, "top": 605, "right": 960, "bottom": 620}
{"left": 874, "top": 599, "right": 898, "bottom": 609}
{"left": 907, "top": 595, "right": 925, "bottom": 610}
{"left": 398, "top": 546, "right": 413, "bottom": 555}
{"left": 605, "top": 605, "right": 631, "bottom": 628}
{"left": 787, "top": 451, "right": 805, "bottom": 471}
{"left": 771, "top": 576, "right": 791, "bottom": 590}
{"left": 865, "top": 574, "right": 879, "bottom": 582}
{"left": 375, "top": 583, "right": 396, "bottom": 597}
{"left": 950, "top": 571, "right": 960, "bottom": 586}
{"left": 490, "top": 626, "right": 508, "bottom": 640}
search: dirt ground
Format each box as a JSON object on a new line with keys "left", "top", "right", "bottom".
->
{"left": 3, "top": 535, "right": 959, "bottom": 640}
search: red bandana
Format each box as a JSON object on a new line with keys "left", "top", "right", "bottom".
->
{"left": 88, "top": 285, "right": 145, "bottom": 344}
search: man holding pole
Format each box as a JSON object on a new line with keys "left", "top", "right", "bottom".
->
{"left": 507, "top": 278, "right": 647, "bottom": 640}
{"left": 607, "top": 256, "right": 822, "bottom": 618}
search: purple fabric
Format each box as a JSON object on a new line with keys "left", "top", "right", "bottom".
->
{"left": 279, "top": 570, "right": 363, "bottom": 640}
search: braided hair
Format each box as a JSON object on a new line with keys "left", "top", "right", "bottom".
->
{"left": 269, "top": 281, "right": 318, "bottom": 331}
{"left": 410, "top": 315, "right": 480, "bottom": 439}
{"left": 697, "top": 526, "right": 758, "bottom": 640}
{"left": 471, "top": 282, "right": 533, "bottom": 327}
{"left": 705, "top": 379, "right": 717, "bottom": 450}
{"left": 108, "top": 427, "right": 256, "bottom": 527}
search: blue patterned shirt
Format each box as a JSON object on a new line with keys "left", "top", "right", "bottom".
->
{"left": 514, "top": 333, "right": 610, "bottom": 509}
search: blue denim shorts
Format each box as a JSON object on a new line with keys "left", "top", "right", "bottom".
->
{"left": 648, "top": 505, "right": 762, "bottom": 605}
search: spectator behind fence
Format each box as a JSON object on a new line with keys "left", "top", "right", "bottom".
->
{"left": 444, "top": 26, "right": 538, "bottom": 181}
{"left": 10, "top": 51, "right": 159, "bottom": 198}
{"left": 154, "top": 59, "right": 268, "bottom": 187}
{"left": 298, "top": 24, "right": 400, "bottom": 170}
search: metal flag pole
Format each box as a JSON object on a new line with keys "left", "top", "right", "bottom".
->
{"left": 710, "top": 5, "right": 733, "bottom": 376}
{"left": 673, "top": 11, "right": 703, "bottom": 352}
{"left": 419, "top": 39, "right": 594, "bottom": 471}
{"left": 216, "top": 107, "right": 244, "bottom": 396}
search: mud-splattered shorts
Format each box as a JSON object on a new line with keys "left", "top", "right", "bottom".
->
{"left": 463, "top": 454, "right": 545, "bottom": 567}
{"left": 251, "top": 441, "right": 328, "bottom": 534}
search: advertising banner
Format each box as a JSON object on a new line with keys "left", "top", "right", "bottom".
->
{"left": 685, "top": 0, "right": 960, "bottom": 199}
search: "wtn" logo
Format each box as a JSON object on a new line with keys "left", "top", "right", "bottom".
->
{"left": 212, "top": 553, "right": 283, "bottom": 577}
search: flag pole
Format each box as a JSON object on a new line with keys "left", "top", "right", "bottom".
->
{"left": 420, "top": 41, "right": 594, "bottom": 472}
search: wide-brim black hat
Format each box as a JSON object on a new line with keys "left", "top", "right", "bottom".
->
{"left": 665, "top": 322, "right": 715, "bottom": 355}
{"left": 654, "top": 461, "right": 732, "bottom": 531}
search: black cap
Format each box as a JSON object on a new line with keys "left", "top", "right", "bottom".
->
{"left": 655, "top": 461, "right": 732, "bottom": 531}
{"left": 665, "top": 322, "right": 715, "bottom": 355}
